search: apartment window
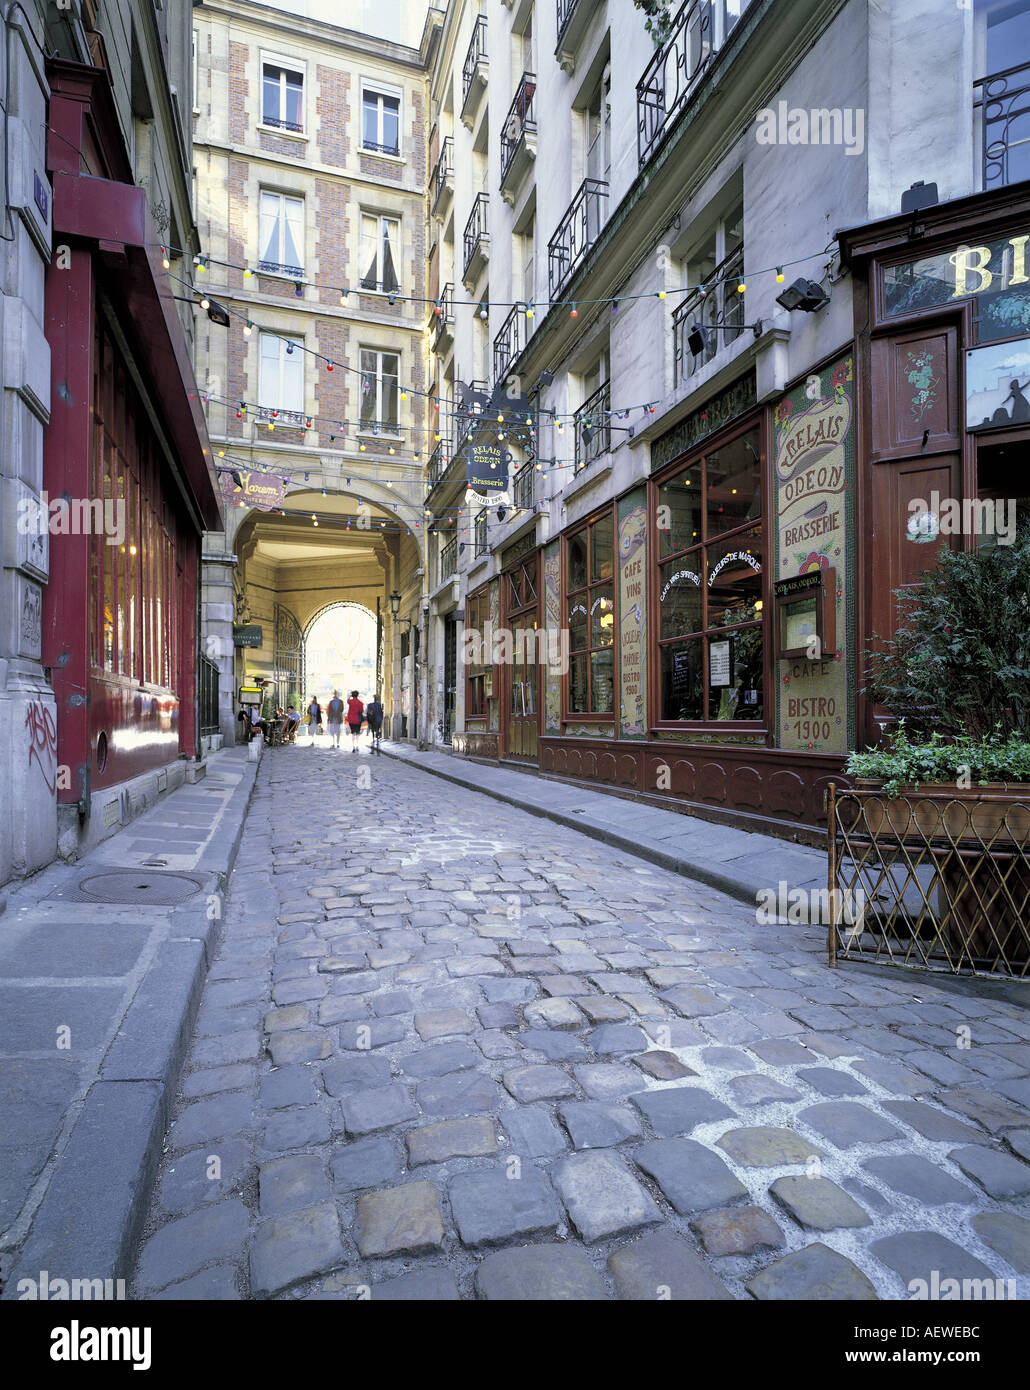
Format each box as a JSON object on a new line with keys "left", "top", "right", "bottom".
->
{"left": 566, "top": 509, "right": 615, "bottom": 714}
{"left": 262, "top": 61, "right": 303, "bottom": 132}
{"left": 673, "top": 199, "right": 744, "bottom": 384}
{"left": 585, "top": 65, "right": 612, "bottom": 186}
{"left": 362, "top": 85, "right": 401, "bottom": 156}
{"left": 259, "top": 191, "right": 304, "bottom": 277}
{"left": 359, "top": 349, "right": 400, "bottom": 432}
{"left": 655, "top": 422, "right": 765, "bottom": 724}
{"left": 359, "top": 214, "right": 401, "bottom": 294}
{"left": 521, "top": 217, "right": 535, "bottom": 304}
{"left": 259, "top": 332, "right": 304, "bottom": 413}
{"left": 192, "top": 29, "right": 198, "bottom": 112}
{"left": 575, "top": 352, "right": 611, "bottom": 471}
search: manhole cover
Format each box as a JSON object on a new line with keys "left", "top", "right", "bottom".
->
{"left": 74, "top": 871, "right": 203, "bottom": 905}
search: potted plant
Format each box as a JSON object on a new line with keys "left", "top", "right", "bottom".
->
{"left": 844, "top": 535, "right": 1030, "bottom": 966}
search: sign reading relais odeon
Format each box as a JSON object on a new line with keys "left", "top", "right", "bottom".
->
{"left": 465, "top": 440, "right": 508, "bottom": 493}
{"left": 773, "top": 357, "right": 855, "bottom": 755}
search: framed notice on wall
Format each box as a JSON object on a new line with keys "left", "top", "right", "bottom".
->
{"left": 709, "top": 639, "right": 732, "bottom": 688}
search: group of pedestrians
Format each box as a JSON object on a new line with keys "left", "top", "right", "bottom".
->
{"left": 304, "top": 690, "right": 384, "bottom": 752}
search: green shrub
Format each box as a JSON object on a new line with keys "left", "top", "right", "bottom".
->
{"left": 846, "top": 722, "right": 1030, "bottom": 797}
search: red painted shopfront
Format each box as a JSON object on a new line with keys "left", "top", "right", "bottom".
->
{"left": 42, "top": 63, "right": 222, "bottom": 812}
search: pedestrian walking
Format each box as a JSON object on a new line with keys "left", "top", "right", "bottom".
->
{"left": 326, "top": 690, "right": 344, "bottom": 749}
{"left": 346, "top": 690, "right": 364, "bottom": 752}
{"left": 366, "top": 694, "right": 384, "bottom": 752}
{"left": 307, "top": 696, "right": 323, "bottom": 743}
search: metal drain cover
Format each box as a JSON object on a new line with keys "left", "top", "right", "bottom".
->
{"left": 71, "top": 871, "right": 203, "bottom": 906}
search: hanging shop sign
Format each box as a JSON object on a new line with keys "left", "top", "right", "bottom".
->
{"left": 217, "top": 469, "right": 288, "bottom": 511}
{"left": 884, "top": 232, "right": 1030, "bottom": 340}
{"left": 233, "top": 624, "right": 263, "bottom": 648}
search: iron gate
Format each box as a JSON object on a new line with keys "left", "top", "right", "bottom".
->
{"left": 273, "top": 603, "right": 305, "bottom": 714}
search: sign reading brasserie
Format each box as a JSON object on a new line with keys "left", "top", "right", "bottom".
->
{"left": 465, "top": 440, "right": 508, "bottom": 492}
{"left": 885, "top": 232, "right": 1030, "bottom": 341}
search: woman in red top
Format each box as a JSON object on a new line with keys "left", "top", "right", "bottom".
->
{"left": 346, "top": 691, "right": 364, "bottom": 752}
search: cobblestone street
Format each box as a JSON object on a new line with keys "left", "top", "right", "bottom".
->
{"left": 130, "top": 744, "right": 1030, "bottom": 1300}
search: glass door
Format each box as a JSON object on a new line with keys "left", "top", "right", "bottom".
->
{"left": 502, "top": 553, "right": 540, "bottom": 762}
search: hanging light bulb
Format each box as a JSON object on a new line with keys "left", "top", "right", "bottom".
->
{"left": 388, "top": 447, "right": 395, "bottom": 456}
{"left": 244, "top": 266, "right": 253, "bottom": 279}
{"left": 243, "top": 321, "right": 252, "bottom": 336}
{"left": 161, "top": 247, "right": 170, "bottom": 269}
{"left": 326, "top": 362, "right": 334, "bottom": 372}
{"left": 526, "top": 302, "right": 535, "bottom": 318}
{"left": 359, "top": 441, "right": 366, "bottom": 451}
{"left": 479, "top": 302, "right": 488, "bottom": 320}
{"left": 657, "top": 290, "right": 667, "bottom": 300}
{"left": 286, "top": 342, "right": 294, "bottom": 355}
{"left": 200, "top": 296, "right": 210, "bottom": 310}
{"left": 312, "top": 513, "right": 317, "bottom": 525}
{"left": 434, "top": 300, "right": 443, "bottom": 317}
{"left": 737, "top": 278, "right": 746, "bottom": 294}
{"left": 776, "top": 266, "right": 785, "bottom": 283}
{"left": 611, "top": 299, "right": 619, "bottom": 313}
{"left": 400, "top": 389, "right": 408, "bottom": 401}
{"left": 569, "top": 303, "right": 578, "bottom": 318}
{"left": 197, "top": 257, "right": 206, "bottom": 273}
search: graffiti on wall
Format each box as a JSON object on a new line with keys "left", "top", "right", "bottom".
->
{"left": 25, "top": 699, "right": 58, "bottom": 795}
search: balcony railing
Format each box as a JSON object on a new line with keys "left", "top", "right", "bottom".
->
{"left": 263, "top": 115, "right": 303, "bottom": 134}
{"left": 493, "top": 303, "right": 526, "bottom": 385}
{"left": 974, "top": 59, "right": 1030, "bottom": 189}
{"left": 574, "top": 379, "right": 610, "bottom": 471}
{"left": 672, "top": 243, "right": 745, "bottom": 385}
{"left": 637, "top": 0, "right": 752, "bottom": 165}
{"left": 432, "top": 283, "right": 454, "bottom": 352}
{"left": 474, "top": 508, "right": 488, "bottom": 557}
{"left": 427, "top": 439, "right": 448, "bottom": 486}
{"left": 462, "top": 15, "right": 488, "bottom": 108}
{"left": 500, "top": 73, "right": 537, "bottom": 182}
{"left": 258, "top": 259, "right": 304, "bottom": 278}
{"left": 557, "top": 0, "right": 584, "bottom": 47}
{"left": 439, "top": 536, "right": 458, "bottom": 583}
{"left": 548, "top": 178, "right": 608, "bottom": 300}
{"left": 463, "top": 193, "right": 489, "bottom": 279}
{"left": 513, "top": 462, "right": 535, "bottom": 511}
{"left": 256, "top": 406, "right": 308, "bottom": 428}
{"left": 362, "top": 138, "right": 400, "bottom": 157}
{"left": 431, "top": 136, "right": 454, "bottom": 207}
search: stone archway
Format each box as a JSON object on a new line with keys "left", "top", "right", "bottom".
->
{"left": 303, "top": 601, "right": 382, "bottom": 706}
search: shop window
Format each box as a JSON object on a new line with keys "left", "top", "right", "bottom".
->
{"left": 262, "top": 61, "right": 303, "bottom": 132}
{"left": 566, "top": 510, "right": 615, "bottom": 714}
{"left": 656, "top": 423, "right": 765, "bottom": 723}
{"left": 259, "top": 191, "right": 304, "bottom": 277}
{"left": 976, "top": 437, "right": 1030, "bottom": 545}
{"left": 359, "top": 349, "right": 400, "bottom": 432}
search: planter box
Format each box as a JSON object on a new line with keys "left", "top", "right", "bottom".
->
{"left": 850, "top": 780, "right": 1030, "bottom": 843}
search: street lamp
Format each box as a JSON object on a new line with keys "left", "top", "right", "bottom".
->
{"left": 389, "top": 589, "right": 401, "bottom": 618}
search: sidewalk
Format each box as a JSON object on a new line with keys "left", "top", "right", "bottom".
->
{"left": 0, "top": 744, "right": 258, "bottom": 1297}
{"left": 378, "top": 743, "right": 828, "bottom": 909}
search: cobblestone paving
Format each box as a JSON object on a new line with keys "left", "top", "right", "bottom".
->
{"left": 130, "top": 745, "right": 1030, "bottom": 1299}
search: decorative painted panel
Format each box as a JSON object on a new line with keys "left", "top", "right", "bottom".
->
{"left": 617, "top": 489, "right": 647, "bottom": 738}
{"left": 543, "top": 541, "right": 562, "bottom": 735}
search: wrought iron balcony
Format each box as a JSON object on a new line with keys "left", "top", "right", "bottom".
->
{"left": 500, "top": 73, "right": 537, "bottom": 192}
{"left": 430, "top": 137, "right": 454, "bottom": 213}
{"left": 258, "top": 259, "right": 304, "bottom": 278}
{"left": 672, "top": 243, "right": 745, "bottom": 386}
{"left": 462, "top": 193, "right": 490, "bottom": 282}
{"left": 574, "top": 379, "right": 610, "bottom": 471}
{"left": 548, "top": 178, "right": 608, "bottom": 301}
{"left": 557, "top": 0, "right": 584, "bottom": 46}
{"left": 256, "top": 406, "right": 308, "bottom": 429}
{"left": 362, "top": 138, "right": 400, "bottom": 157}
{"left": 431, "top": 283, "right": 455, "bottom": 354}
{"left": 427, "top": 439, "right": 448, "bottom": 486}
{"left": 556, "top": 0, "right": 599, "bottom": 68}
{"left": 493, "top": 303, "right": 526, "bottom": 386}
{"left": 637, "top": 0, "right": 753, "bottom": 165}
{"left": 439, "top": 535, "right": 458, "bottom": 583}
{"left": 263, "top": 115, "right": 303, "bottom": 134}
{"left": 974, "top": 59, "right": 1030, "bottom": 189}
{"left": 513, "top": 461, "right": 535, "bottom": 512}
{"left": 461, "top": 16, "right": 488, "bottom": 114}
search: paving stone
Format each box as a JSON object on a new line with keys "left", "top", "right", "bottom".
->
{"left": 371, "top": 1268, "right": 461, "bottom": 1300}
{"left": 503, "top": 1064, "right": 577, "bottom": 1103}
{"left": 559, "top": 1102, "right": 643, "bottom": 1150}
{"left": 138, "top": 1199, "right": 251, "bottom": 1292}
{"left": 947, "top": 1144, "right": 1030, "bottom": 1198}
{"left": 970, "top": 1212, "right": 1030, "bottom": 1273}
{"left": 727, "top": 1074, "right": 801, "bottom": 1106}
{"left": 749, "top": 1039, "right": 813, "bottom": 1066}
{"left": 502, "top": 1105, "right": 568, "bottom": 1157}
{"left": 852, "top": 1058, "right": 930, "bottom": 1097}
{"left": 576, "top": 997, "right": 633, "bottom": 1024}
{"left": 880, "top": 1099, "right": 985, "bottom": 1143}
{"left": 717, "top": 1127, "right": 825, "bottom": 1168}
{"left": 935, "top": 1086, "right": 1030, "bottom": 1135}
{"left": 476, "top": 1245, "right": 608, "bottom": 1300}
{"left": 417, "top": 1071, "right": 504, "bottom": 1117}
{"left": 699, "top": 1046, "right": 752, "bottom": 1071}
{"left": 797, "top": 1066, "right": 869, "bottom": 1098}
{"left": 182, "top": 1063, "right": 256, "bottom": 1099}
{"left": 151, "top": 1265, "right": 240, "bottom": 1300}
{"left": 259, "top": 1066, "right": 319, "bottom": 1110}
{"left": 747, "top": 1241, "right": 877, "bottom": 1300}
{"left": 661, "top": 986, "right": 728, "bottom": 1018}
{"left": 478, "top": 1002, "right": 519, "bottom": 1029}
{"left": 321, "top": 1055, "right": 393, "bottom": 1098}
{"left": 264, "top": 1004, "right": 311, "bottom": 1034}
{"left": 518, "top": 1029, "right": 589, "bottom": 1061}
{"left": 272, "top": 977, "right": 329, "bottom": 1006}
{"left": 267, "top": 1030, "right": 333, "bottom": 1065}
{"left": 769, "top": 1175, "right": 872, "bottom": 1231}
{"left": 607, "top": 1230, "right": 733, "bottom": 1300}
{"left": 262, "top": 1106, "right": 332, "bottom": 1152}
{"left": 259, "top": 1153, "right": 329, "bottom": 1217}
{"left": 317, "top": 954, "right": 367, "bottom": 974}
{"left": 798, "top": 1102, "right": 902, "bottom": 1149}
{"left": 523, "top": 997, "right": 586, "bottom": 1030}
{"left": 630, "top": 1087, "right": 735, "bottom": 1137}
{"left": 337, "top": 1018, "right": 408, "bottom": 1051}
{"left": 399, "top": 1041, "right": 480, "bottom": 1080}
{"left": 590, "top": 1023, "right": 649, "bottom": 1056}
{"left": 1006, "top": 1129, "right": 1030, "bottom": 1163}
{"left": 354, "top": 1181, "right": 445, "bottom": 1258}
{"left": 643, "top": 1020, "right": 707, "bottom": 1048}
{"left": 449, "top": 1165, "right": 560, "bottom": 1247}
{"left": 539, "top": 974, "right": 591, "bottom": 995}
{"left": 406, "top": 1116, "right": 498, "bottom": 1166}
{"left": 318, "top": 996, "right": 368, "bottom": 1026}
{"left": 158, "top": 1139, "right": 251, "bottom": 1217}
{"left": 341, "top": 1084, "right": 418, "bottom": 1136}
{"left": 691, "top": 1205, "right": 785, "bottom": 1257}
{"left": 414, "top": 1008, "right": 474, "bottom": 1040}
{"left": 801, "top": 1032, "right": 864, "bottom": 1059}
{"left": 632, "top": 1051, "right": 696, "bottom": 1081}
{"left": 554, "top": 1151, "right": 661, "bottom": 1243}
{"left": 906, "top": 1050, "right": 980, "bottom": 1086}
{"left": 331, "top": 1137, "right": 402, "bottom": 1193}
{"left": 573, "top": 1063, "right": 643, "bottom": 1101}
{"left": 633, "top": 1138, "right": 747, "bottom": 1213}
{"left": 372, "top": 990, "right": 413, "bottom": 1017}
{"left": 871, "top": 1231, "right": 995, "bottom": 1290}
